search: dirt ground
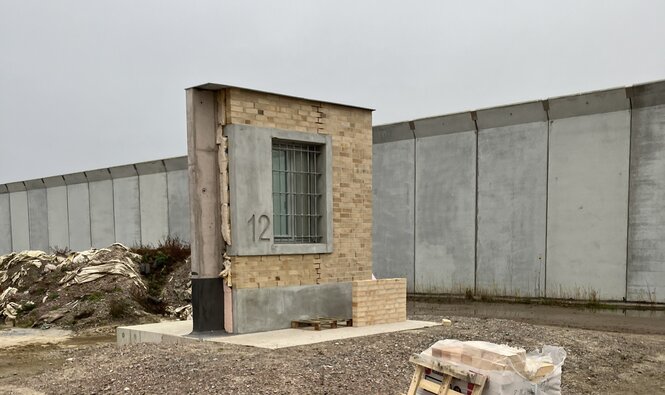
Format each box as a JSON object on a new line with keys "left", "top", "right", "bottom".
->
{"left": 1, "top": 301, "right": 664, "bottom": 395}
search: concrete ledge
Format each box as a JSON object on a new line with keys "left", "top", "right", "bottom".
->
{"left": 117, "top": 319, "right": 439, "bottom": 349}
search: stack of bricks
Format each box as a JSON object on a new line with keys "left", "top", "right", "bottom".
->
{"left": 352, "top": 278, "right": 407, "bottom": 326}
{"left": 220, "top": 88, "right": 373, "bottom": 289}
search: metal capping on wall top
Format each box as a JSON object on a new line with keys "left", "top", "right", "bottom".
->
{"left": 372, "top": 79, "right": 665, "bottom": 144}
{"left": 0, "top": 156, "right": 188, "bottom": 194}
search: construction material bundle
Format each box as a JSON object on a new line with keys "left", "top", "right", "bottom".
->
{"left": 420, "top": 339, "right": 565, "bottom": 395}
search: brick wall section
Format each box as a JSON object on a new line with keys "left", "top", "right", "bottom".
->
{"left": 221, "top": 88, "right": 373, "bottom": 289}
{"left": 352, "top": 278, "right": 407, "bottom": 326}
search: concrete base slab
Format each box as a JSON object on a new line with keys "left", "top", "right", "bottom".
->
{"left": 117, "top": 320, "right": 438, "bottom": 349}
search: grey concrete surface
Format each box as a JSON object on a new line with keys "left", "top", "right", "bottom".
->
{"left": 27, "top": 187, "right": 49, "bottom": 251}
{"left": 46, "top": 185, "right": 69, "bottom": 250}
{"left": 628, "top": 104, "right": 665, "bottom": 303}
{"left": 415, "top": 131, "right": 476, "bottom": 294}
{"left": 139, "top": 172, "right": 169, "bottom": 246}
{"left": 476, "top": 121, "right": 548, "bottom": 297}
{"left": 66, "top": 183, "right": 92, "bottom": 251}
{"left": 117, "top": 320, "right": 438, "bottom": 348}
{"left": 113, "top": 176, "right": 141, "bottom": 247}
{"left": 187, "top": 89, "right": 222, "bottom": 280}
{"left": 89, "top": 180, "right": 115, "bottom": 248}
{"left": 225, "top": 124, "right": 333, "bottom": 256}
{"left": 9, "top": 190, "right": 29, "bottom": 252}
{"left": 0, "top": 157, "right": 189, "bottom": 253}
{"left": 547, "top": 110, "right": 630, "bottom": 300}
{"left": 232, "top": 282, "right": 352, "bottom": 333}
{"left": 372, "top": 139, "right": 415, "bottom": 291}
{"left": 0, "top": 194, "right": 11, "bottom": 254}
{"left": 166, "top": 167, "right": 190, "bottom": 243}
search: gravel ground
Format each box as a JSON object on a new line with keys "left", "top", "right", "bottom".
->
{"left": 1, "top": 307, "right": 664, "bottom": 394}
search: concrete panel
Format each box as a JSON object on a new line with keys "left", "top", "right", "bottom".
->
{"left": 47, "top": 186, "right": 69, "bottom": 250}
{"left": 27, "top": 188, "right": 49, "bottom": 251}
{"left": 139, "top": 172, "right": 169, "bottom": 246}
{"left": 628, "top": 104, "right": 665, "bottom": 302}
{"left": 225, "top": 124, "right": 333, "bottom": 256}
{"left": 89, "top": 180, "right": 115, "bottom": 247}
{"left": 166, "top": 169, "right": 190, "bottom": 243}
{"left": 113, "top": 176, "right": 141, "bottom": 247}
{"left": 415, "top": 131, "right": 476, "bottom": 294}
{"left": 9, "top": 191, "right": 30, "bottom": 252}
{"left": 0, "top": 194, "right": 11, "bottom": 254}
{"left": 476, "top": 122, "right": 548, "bottom": 297}
{"left": 67, "top": 183, "right": 91, "bottom": 251}
{"left": 547, "top": 110, "right": 630, "bottom": 300}
{"left": 232, "top": 282, "right": 352, "bottom": 333}
{"left": 372, "top": 139, "right": 415, "bottom": 292}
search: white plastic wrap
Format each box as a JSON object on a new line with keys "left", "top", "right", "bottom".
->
{"left": 418, "top": 340, "right": 566, "bottom": 395}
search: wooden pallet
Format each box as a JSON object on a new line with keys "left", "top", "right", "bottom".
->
{"left": 405, "top": 353, "right": 487, "bottom": 395}
{"left": 290, "top": 317, "right": 353, "bottom": 331}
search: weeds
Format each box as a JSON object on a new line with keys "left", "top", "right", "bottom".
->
{"left": 109, "top": 298, "right": 130, "bottom": 319}
{"left": 131, "top": 236, "right": 190, "bottom": 315}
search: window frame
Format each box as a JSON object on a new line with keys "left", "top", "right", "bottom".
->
{"left": 225, "top": 124, "right": 333, "bottom": 256}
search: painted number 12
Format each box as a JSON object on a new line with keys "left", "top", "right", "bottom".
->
{"left": 248, "top": 214, "right": 271, "bottom": 242}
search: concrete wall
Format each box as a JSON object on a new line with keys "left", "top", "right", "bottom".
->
{"left": 372, "top": 129, "right": 415, "bottom": 292}
{"left": 0, "top": 156, "right": 189, "bottom": 253}
{"left": 372, "top": 80, "right": 665, "bottom": 302}
{"left": 547, "top": 108, "right": 630, "bottom": 300}
{"left": 415, "top": 129, "right": 476, "bottom": 294}
{"left": 628, "top": 101, "right": 665, "bottom": 303}
{"left": 476, "top": 104, "right": 548, "bottom": 298}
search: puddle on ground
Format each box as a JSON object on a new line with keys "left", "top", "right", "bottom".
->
{"left": 0, "top": 327, "right": 72, "bottom": 348}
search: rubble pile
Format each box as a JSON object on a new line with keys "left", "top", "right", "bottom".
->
{"left": 0, "top": 243, "right": 192, "bottom": 329}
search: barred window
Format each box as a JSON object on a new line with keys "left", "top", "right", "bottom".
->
{"left": 272, "top": 141, "right": 322, "bottom": 244}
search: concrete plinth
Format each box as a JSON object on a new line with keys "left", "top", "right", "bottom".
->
{"left": 117, "top": 319, "right": 439, "bottom": 349}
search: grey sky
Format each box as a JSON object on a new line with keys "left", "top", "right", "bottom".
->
{"left": 1, "top": 0, "right": 664, "bottom": 184}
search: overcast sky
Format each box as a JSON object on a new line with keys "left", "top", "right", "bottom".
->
{"left": 1, "top": 0, "right": 664, "bottom": 184}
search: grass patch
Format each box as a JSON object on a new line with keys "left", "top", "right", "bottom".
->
{"left": 83, "top": 291, "right": 104, "bottom": 302}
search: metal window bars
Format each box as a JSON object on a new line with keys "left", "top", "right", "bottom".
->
{"left": 272, "top": 140, "right": 322, "bottom": 244}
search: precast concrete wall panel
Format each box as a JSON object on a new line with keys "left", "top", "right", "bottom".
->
{"left": 0, "top": 194, "right": 11, "bottom": 254}
{"left": 372, "top": 140, "right": 415, "bottom": 291}
{"left": 476, "top": 122, "right": 548, "bottom": 297}
{"left": 415, "top": 131, "right": 476, "bottom": 293}
{"left": 46, "top": 186, "right": 69, "bottom": 250}
{"left": 66, "top": 183, "right": 92, "bottom": 251}
{"left": 166, "top": 169, "right": 191, "bottom": 243}
{"left": 628, "top": 104, "right": 665, "bottom": 302}
{"left": 89, "top": 180, "right": 115, "bottom": 247}
{"left": 9, "top": 191, "right": 29, "bottom": 252}
{"left": 139, "top": 172, "right": 169, "bottom": 246}
{"left": 113, "top": 176, "right": 141, "bottom": 247}
{"left": 27, "top": 188, "right": 49, "bottom": 251}
{"left": 547, "top": 111, "right": 630, "bottom": 300}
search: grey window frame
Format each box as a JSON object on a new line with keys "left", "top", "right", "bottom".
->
{"left": 225, "top": 124, "right": 333, "bottom": 256}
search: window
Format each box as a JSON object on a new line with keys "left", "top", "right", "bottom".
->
{"left": 272, "top": 140, "right": 322, "bottom": 243}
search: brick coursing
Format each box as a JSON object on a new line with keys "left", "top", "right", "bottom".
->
{"left": 220, "top": 88, "right": 373, "bottom": 289}
{"left": 352, "top": 278, "right": 407, "bottom": 326}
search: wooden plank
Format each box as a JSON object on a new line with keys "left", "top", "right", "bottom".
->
{"left": 438, "top": 375, "right": 452, "bottom": 395}
{"left": 406, "top": 365, "right": 424, "bottom": 395}
{"left": 409, "top": 354, "right": 487, "bottom": 386}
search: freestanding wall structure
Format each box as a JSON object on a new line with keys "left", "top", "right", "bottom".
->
{"left": 0, "top": 157, "right": 190, "bottom": 254}
{"left": 373, "top": 80, "right": 665, "bottom": 303}
{"left": 186, "top": 84, "right": 374, "bottom": 333}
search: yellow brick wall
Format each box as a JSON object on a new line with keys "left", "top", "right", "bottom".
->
{"left": 352, "top": 278, "right": 407, "bottom": 326}
{"left": 221, "top": 88, "right": 373, "bottom": 289}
